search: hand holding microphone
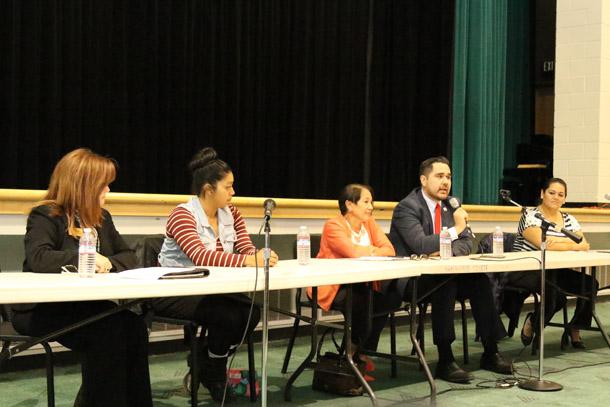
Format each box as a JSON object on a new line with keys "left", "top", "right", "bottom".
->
{"left": 448, "top": 197, "right": 475, "bottom": 238}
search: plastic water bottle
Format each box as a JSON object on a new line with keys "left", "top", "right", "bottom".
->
{"left": 439, "top": 226, "right": 452, "bottom": 260}
{"left": 492, "top": 226, "right": 504, "bottom": 257}
{"left": 296, "top": 226, "right": 311, "bottom": 265}
{"left": 78, "top": 228, "right": 97, "bottom": 277}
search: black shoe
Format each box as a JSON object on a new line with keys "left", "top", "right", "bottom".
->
{"left": 520, "top": 312, "right": 534, "bottom": 346}
{"left": 435, "top": 361, "right": 473, "bottom": 383}
{"left": 570, "top": 332, "right": 586, "bottom": 349}
{"left": 73, "top": 384, "right": 86, "bottom": 407}
{"left": 199, "top": 352, "right": 236, "bottom": 403}
{"left": 480, "top": 352, "right": 513, "bottom": 375}
{"left": 202, "top": 380, "right": 237, "bottom": 403}
{"left": 571, "top": 340, "right": 586, "bottom": 349}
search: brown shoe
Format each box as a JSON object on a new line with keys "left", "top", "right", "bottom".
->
{"left": 435, "top": 361, "right": 473, "bottom": 383}
{"left": 480, "top": 352, "right": 513, "bottom": 375}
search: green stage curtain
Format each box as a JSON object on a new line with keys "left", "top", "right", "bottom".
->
{"left": 451, "top": 0, "right": 531, "bottom": 204}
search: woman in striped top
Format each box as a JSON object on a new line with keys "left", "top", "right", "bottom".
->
{"left": 507, "top": 178, "right": 597, "bottom": 349}
{"left": 152, "top": 147, "right": 278, "bottom": 402}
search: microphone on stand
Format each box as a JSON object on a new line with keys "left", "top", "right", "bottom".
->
{"left": 448, "top": 197, "right": 475, "bottom": 238}
{"left": 499, "top": 189, "right": 527, "bottom": 214}
{"left": 263, "top": 199, "right": 276, "bottom": 221}
{"left": 499, "top": 190, "right": 563, "bottom": 391}
{"left": 260, "top": 198, "right": 276, "bottom": 404}
{"left": 533, "top": 212, "right": 583, "bottom": 244}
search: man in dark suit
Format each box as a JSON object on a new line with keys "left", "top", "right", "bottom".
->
{"left": 389, "top": 156, "right": 512, "bottom": 383}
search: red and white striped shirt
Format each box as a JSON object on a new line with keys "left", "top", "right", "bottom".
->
{"left": 165, "top": 204, "right": 256, "bottom": 267}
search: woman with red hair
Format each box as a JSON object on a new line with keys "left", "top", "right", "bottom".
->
{"left": 11, "top": 148, "right": 152, "bottom": 407}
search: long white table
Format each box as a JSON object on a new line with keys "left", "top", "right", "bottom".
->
{"left": 4, "top": 251, "right": 610, "bottom": 304}
{"left": 2, "top": 251, "right": 610, "bottom": 406}
{"left": 0, "top": 258, "right": 421, "bottom": 304}
{"left": 282, "top": 251, "right": 610, "bottom": 405}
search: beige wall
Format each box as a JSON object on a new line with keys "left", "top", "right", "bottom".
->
{"left": 554, "top": 0, "right": 610, "bottom": 202}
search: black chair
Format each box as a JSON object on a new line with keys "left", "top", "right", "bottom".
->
{"left": 413, "top": 299, "right": 471, "bottom": 364}
{"left": 478, "top": 232, "right": 542, "bottom": 354}
{"left": 281, "top": 235, "right": 408, "bottom": 378}
{"left": 0, "top": 304, "right": 55, "bottom": 407}
{"left": 280, "top": 234, "right": 472, "bottom": 375}
{"left": 134, "top": 236, "right": 258, "bottom": 405}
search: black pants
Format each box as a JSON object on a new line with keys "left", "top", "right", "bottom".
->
{"left": 150, "top": 294, "right": 260, "bottom": 357}
{"left": 11, "top": 301, "right": 152, "bottom": 407}
{"left": 393, "top": 274, "right": 505, "bottom": 360}
{"left": 331, "top": 283, "right": 403, "bottom": 351}
{"left": 505, "top": 268, "right": 598, "bottom": 328}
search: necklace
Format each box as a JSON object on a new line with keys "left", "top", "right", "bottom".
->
{"left": 345, "top": 218, "right": 365, "bottom": 241}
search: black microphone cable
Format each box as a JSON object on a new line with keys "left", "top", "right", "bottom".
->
{"left": 221, "top": 238, "right": 261, "bottom": 406}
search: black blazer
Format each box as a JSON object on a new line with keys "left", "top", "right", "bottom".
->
{"left": 14, "top": 205, "right": 137, "bottom": 311}
{"left": 389, "top": 187, "right": 473, "bottom": 257}
{"left": 23, "top": 205, "right": 137, "bottom": 273}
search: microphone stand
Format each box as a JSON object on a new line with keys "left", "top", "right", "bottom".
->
{"left": 499, "top": 190, "right": 527, "bottom": 215}
{"left": 499, "top": 190, "right": 562, "bottom": 391}
{"left": 518, "top": 216, "right": 562, "bottom": 392}
{"left": 261, "top": 214, "right": 272, "bottom": 406}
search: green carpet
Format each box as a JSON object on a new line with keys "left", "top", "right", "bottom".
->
{"left": 2, "top": 301, "right": 610, "bottom": 406}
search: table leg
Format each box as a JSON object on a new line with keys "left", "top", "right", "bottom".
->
{"left": 589, "top": 267, "right": 610, "bottom": 349}
{"left": 409, "top": 278, "right": 436, "bottom": 403}
{"left": 344, "top": 284, "right": 378, "bottom": 406}
{"left": 283, "top": 288, "right": 319, "bottom": 402}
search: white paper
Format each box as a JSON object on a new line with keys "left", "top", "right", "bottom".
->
{"left": 356, "top": 256, "right": 407, "bottom": 261}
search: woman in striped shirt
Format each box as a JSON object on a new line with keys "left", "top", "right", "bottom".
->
{"left": 508, "top": 178, "right": 597, "bottom": 349}
{"left": 152, "top": 147, "right": 278, "bottom": 402}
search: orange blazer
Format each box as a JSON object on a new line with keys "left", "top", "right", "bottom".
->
{"left": 307, "top": 215, "right": 395, "bottom": 311}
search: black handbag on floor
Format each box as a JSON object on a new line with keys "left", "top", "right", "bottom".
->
{"left": 312, "top": 351, "right": 364, "bottom": 396}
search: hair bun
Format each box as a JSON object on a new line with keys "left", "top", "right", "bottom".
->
{"left": 189, "top": 147, "right": 218, "bottom": 173}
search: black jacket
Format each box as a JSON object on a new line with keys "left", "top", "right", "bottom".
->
{"left": 23, "top": 205, "right": 137, "bottom": 273}
{"left": 389, "top": 187, "right": 473, "bottom": 257}
{"left": 14, "top": 205, "right": 137, "bottom": 311}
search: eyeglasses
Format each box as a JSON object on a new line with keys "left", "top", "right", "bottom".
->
{"left": 61, "top": 265, "right": 79, "bottom": 274}
{"left": 409, "top": 254, "right": 429, "bottom": 261}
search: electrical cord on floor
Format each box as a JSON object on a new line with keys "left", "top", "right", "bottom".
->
{"left": 515, "top": 350, "right": 610, "bottom": 377}
{"left": 510, "top": 344, "right": 536, "bottom": 379}
{"left": 506, "top": 340, "right": 610, "bottom": 383}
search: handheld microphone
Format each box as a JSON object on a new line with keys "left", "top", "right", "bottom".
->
{"left": 448, "top": 197, "right": 475, "bottom": 238}
{"left": 533, "top": 212, "right": 583, "bottom": 244}
{"left": 263, "top": 199, "right": 276, "bottom": 220}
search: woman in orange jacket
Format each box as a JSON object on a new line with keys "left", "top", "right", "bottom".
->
{"left": 308, "top": 184, "right": 402, "bottom": 356}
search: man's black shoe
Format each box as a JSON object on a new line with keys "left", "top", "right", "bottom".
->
{"left": 435, "top": 361, "right": 473, "bottom": 383}
{"left": 480, "top": 352, "right": 513, "bottom": 375}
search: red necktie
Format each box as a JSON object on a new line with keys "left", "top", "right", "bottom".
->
{"left": 434, "top": 203, "right": 441, "bottom": 234}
